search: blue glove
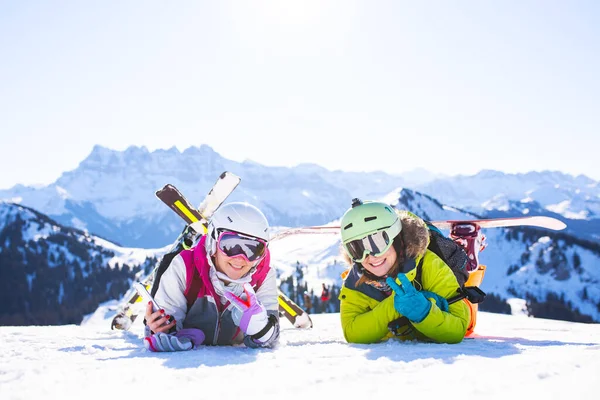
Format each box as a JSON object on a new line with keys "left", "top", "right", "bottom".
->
{"left": 385, "top": 274, "right": 432, "bottom": 323}
{"left": 420, "top": 291, "right": 449, "bottom": 312}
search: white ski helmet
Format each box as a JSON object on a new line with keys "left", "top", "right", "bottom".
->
{"left": 205, "top": 202, "right": 270, "bottom": 256}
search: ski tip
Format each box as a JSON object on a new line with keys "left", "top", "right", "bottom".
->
{"left": 110, "top": 314, "right": 132, "bottom": 331}
{"left": 431, "top": 216, "right": 568, "bottom": 231}
{"left": 293, "top": 313, "right": 313, "bottom": 329}
{"left": 554, "top": 220, "right": 567, "bottom": 230}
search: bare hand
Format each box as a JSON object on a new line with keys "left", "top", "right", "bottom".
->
{"left": 144, "top": 302, "right": 176, "bottom": 334}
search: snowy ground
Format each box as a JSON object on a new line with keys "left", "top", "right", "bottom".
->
{"left": 1, "top": 312, "right": 599, "bottom": 400}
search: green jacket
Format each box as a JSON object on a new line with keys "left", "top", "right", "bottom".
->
{"left": 339, "top": 213, "right": 470, "bottom": 344}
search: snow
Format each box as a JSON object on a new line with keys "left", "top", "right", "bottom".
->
{"left": 380, "top": 187, "right": 403, "bottom": 205}
{"left": 269, "top": 224, "right": 346, "bottom": 293}
{"left": 91, "top": 236, "right": 170, "bottom": 269}
{"left": 482, "top": 194, "right": 510, "bottom": 211}
{"left": 2, "top": 147, "right": 599, "bottom": 250}
{"left": 507, "top": 298, "right": 529, "bottom": 316}
{"left": 415, "top": 170, "right": 600, "bottom": 219}
{"left": 547, "top": 200, "right": 589, "bottom": 219}
{"left": 1, "top": 312, "right": 599, "bottom": 400}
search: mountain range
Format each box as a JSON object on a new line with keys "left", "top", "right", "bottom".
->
{"left": 1, "top": 145, "right": 598, "bottom": 248}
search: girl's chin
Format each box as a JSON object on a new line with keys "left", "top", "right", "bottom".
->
{"left": 372, "top": 270, "right": 389, "bottom": 277}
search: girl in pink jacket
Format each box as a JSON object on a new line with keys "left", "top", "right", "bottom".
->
{"left": 143, "top": 202, "right": 279, "bottom": 351}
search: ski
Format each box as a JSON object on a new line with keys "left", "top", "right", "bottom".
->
{"left": 272, "top": 215, "right": 566, "bottom": 239}
{"left": 277, "top": 290, "right": 313, "bottom": 329}
{"left": 155, "top": 184, "right": 204, "bottom": 229}
{"left": 154, "top": 182, "right": 313, "bottom": 329}
{"left": 272, "top": 215, "right": 566, "bottom": 273}
{"left": 110, "top": 172, "right": 241, "bottom": 330}
{"left": 271, "top": 225, "right": 341, "bottom": 241}
{"left": 430, "top": 216, "right": 567, "bottom": 231}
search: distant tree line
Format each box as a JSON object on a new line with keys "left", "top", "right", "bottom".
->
{"left": 278, "top": 261, "right": 341, "bottom": 315}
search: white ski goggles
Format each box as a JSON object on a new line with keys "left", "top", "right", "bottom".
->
{"left": 217, "top": 231, "right": 267, "bottom": 263}
{"left": 343, "top": 229, "right": 394, "bottom": 263}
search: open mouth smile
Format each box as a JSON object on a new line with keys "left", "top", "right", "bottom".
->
{"left": 228, "top": 262, "right": 245, "bottom": 270}
{"left": 369, "top": 258, "right": 386, "bottom": 268}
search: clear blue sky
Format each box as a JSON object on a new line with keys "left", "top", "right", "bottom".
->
{"left": 1, "top": 0, "right": 599, "bottom": 189}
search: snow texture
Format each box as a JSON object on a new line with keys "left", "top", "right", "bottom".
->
{"left": 1, "top": 312, "right": 598, "bottom": 400}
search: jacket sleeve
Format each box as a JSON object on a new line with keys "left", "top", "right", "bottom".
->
{"left": 410, "top": 252, "right": 470, "bottom": 344}
{"left": 153, "top": 254, "right": 189, "bottom": 332}
{"left": 340, "top": 286, "right": 400, "bottom": 344}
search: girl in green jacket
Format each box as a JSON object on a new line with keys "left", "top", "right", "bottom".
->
{"left": 339, "top": 199, "right": 471, "bottom": 344}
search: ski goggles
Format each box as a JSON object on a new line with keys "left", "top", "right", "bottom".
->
{"left": 216, "top": 231, "right": 267, "bottom": 263}
{"left": 343, "top": 229, "right": 394, "bottom": 263}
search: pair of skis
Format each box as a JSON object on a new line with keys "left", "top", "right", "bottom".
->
{"left": 273, "top": 216, "right": 567, "bottom": 272}
{"left": 110, "top": 172, "right": 312, "bottom": 331}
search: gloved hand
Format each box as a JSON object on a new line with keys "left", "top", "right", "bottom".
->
{"left": 144, "top": 332, "right": 193, "bottom": 352}
{"left": 224, "top": 283, "right": 275, "bottom": 343}
{"left": 385, "top": 274, "right": 432, "bottom": 323}
{"left": 420, "top": 290, "right": 449, "bottom": 312}
{"left": 143, "top": 328, "right": 204, "bottom": 352}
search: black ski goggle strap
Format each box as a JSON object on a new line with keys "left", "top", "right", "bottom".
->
{"left": 345, "top": 230, "right": 391, "bottom": 261}
{"left": 217, "top": 231, "right": 267, "bottom": 262}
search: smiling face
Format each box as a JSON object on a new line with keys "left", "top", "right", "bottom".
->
{"left": 359, "top": 243, "right": 398, "bottom": 277}
{"left": 214, "top": 248, "right": 254, "bottom": 281}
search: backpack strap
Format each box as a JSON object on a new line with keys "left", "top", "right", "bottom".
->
{"left": 150, "top": 243, "right": 185, "bottom": 298}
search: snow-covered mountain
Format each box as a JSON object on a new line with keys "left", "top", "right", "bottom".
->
{"left": 415, "top": 170, "right": 600, "bottom": 224}
{"left": 1, "top": 145, "right": 598, "bottom": 247}
{"left": 0, "top": 145, "right": 412, "bottom": 247}
{"left": 3, "top": 312, "right": 598, "bottom": 400}
{"left": 0, "top": 201, "right": 165, "bottom": 325}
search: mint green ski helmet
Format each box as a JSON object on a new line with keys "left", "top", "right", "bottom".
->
{"left": 340, "top": 199, "right": 402, "bottom": 262}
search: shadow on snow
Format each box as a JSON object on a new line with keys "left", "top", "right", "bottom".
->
{"left": 59, "top": 330, "right": 261, "bottom": 369}
{"left": 357, "top": 334, "right": 599, "bottom": 364}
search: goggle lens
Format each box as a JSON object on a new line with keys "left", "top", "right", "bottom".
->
{"left": 217, "top": 231, "right": 267, "bottom": 262}
{"left": 345, "top": 230, "right": 391, "bottom": 262}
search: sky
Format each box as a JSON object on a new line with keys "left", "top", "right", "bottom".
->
{"left": 1, "top": 312, "right": 599, "bottom": 399}
{"left": 1, "top": 1, "right": 599, "bottom": 190}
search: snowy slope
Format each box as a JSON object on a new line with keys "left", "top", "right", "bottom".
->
{"left": 1, "top": 312, "right": 598, "bottom": 400}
